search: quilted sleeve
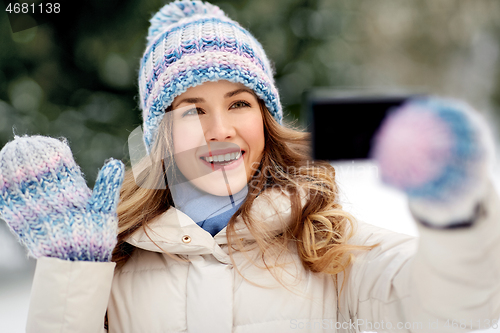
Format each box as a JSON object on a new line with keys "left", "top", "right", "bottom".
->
{"left": 337, "top": 179, "right": 500, "bottom": 332}
{"left": 26, "top": 257, "right": 115, "bottom": 333}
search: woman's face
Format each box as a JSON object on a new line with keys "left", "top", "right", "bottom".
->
{"left": 169, "top": 80, "right": 265, "bottom": 196}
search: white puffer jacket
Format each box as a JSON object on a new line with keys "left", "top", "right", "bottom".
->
{"left": 26, "top": 181, "right": 500, "bottom": 333}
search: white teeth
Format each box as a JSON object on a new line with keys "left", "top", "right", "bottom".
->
{"left": 202, "top": 151, "right": 242, "bottom": 163}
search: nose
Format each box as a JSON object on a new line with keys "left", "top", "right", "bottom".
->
{"left": 204, "top": 110, "right": 236, "bottom": 142}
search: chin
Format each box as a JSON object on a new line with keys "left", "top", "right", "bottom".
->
{"left": 190, "top": 172, "right": 247, "bottom": 196}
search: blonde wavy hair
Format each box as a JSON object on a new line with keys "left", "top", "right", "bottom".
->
{"left": 112, "top": 98, "right": 376, "bottom": 281}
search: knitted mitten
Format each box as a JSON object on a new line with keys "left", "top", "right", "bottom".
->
{"left": 371, "top": 97, "right": 494, "bottom": 227}
{"left": 0, "top": 135, "right": 125, "bottom": 261}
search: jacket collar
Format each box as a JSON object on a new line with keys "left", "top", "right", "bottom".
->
{"left": 125, "top": 188, "right": 307, "bottom": 262}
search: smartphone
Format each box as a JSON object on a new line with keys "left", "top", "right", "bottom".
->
{"left": 303, "top": 92, "right": 421, "bottom": 161}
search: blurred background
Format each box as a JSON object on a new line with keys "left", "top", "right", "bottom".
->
{"left": 2, "top": 0, "right": 500, "bottom": 331}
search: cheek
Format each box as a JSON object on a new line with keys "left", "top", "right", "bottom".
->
{"left": 172, "top": 123, "right": 205, "bottom": 178}
{"left": 172, "top": 122, "right": 205, "bottom": 154}
{"left": 244, "top": 114, "right": 265, "bottom": 155}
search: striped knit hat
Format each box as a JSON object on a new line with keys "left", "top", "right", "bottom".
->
{"left": 139, "top": 0, "right": 283, "bottom": 150}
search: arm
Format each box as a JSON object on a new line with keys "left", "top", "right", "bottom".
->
{"left": 0, "top": 135, "right": 124, "bottom": 333}
{"left": 338, "top": 97, "right": 500, "bottom": 332}
{"left": 27, "top": 258, "right": 115, "bottom": 333}
{"left": 410, "top": 179, "right": 500, "bottom": 328}
{"left": 338, "top": 178, "right": 500, "bottom": 332}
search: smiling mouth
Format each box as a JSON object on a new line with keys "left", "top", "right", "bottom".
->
{"left": 200, "top": 151, "right": 244, "bottom": 165}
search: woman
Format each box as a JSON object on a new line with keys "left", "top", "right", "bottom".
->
{"left": 1, "top": 1, "right": 499, "bottom": 332}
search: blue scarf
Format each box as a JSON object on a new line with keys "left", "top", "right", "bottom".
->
{"left": 170, "top": 173, "right": 248, "bottom": 236}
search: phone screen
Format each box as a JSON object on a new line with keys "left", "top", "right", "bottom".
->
{"left": 306, "top": 95, "right": 418, "bottom": 161}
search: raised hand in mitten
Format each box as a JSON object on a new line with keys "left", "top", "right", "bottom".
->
{"left": 371, "top": 97, "right": 494, "bottom": 227}
{"left": 0, "top": 135, "right": 125, "bottom": 261}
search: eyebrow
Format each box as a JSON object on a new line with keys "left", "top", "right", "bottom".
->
{"left": 172, "top": 88, "right": 257, "bottom": 109}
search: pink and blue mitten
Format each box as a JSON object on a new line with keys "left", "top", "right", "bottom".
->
{"left": 0, "top": 135, "right": 125, "bottom": 261}
{"left": 371, "top": 97, "right": 494, "bottom": 227}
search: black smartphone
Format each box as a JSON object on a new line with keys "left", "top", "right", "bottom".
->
{"left": 303, "top": 91, "right": 421, "bottom": 161}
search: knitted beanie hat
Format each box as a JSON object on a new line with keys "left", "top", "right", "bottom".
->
{"left": 139, "top": 0, "right": 283, "bottom": 150}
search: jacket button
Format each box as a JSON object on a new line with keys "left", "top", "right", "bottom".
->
{"left": 182, "top": 235, "right": 191, "bottom": 243}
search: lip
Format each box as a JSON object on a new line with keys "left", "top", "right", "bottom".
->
{"left": 199, "top": 151, "right": 245, "bottom": 171}
{"left": 199, "top": 147, "right": 243, "bottom": 158}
